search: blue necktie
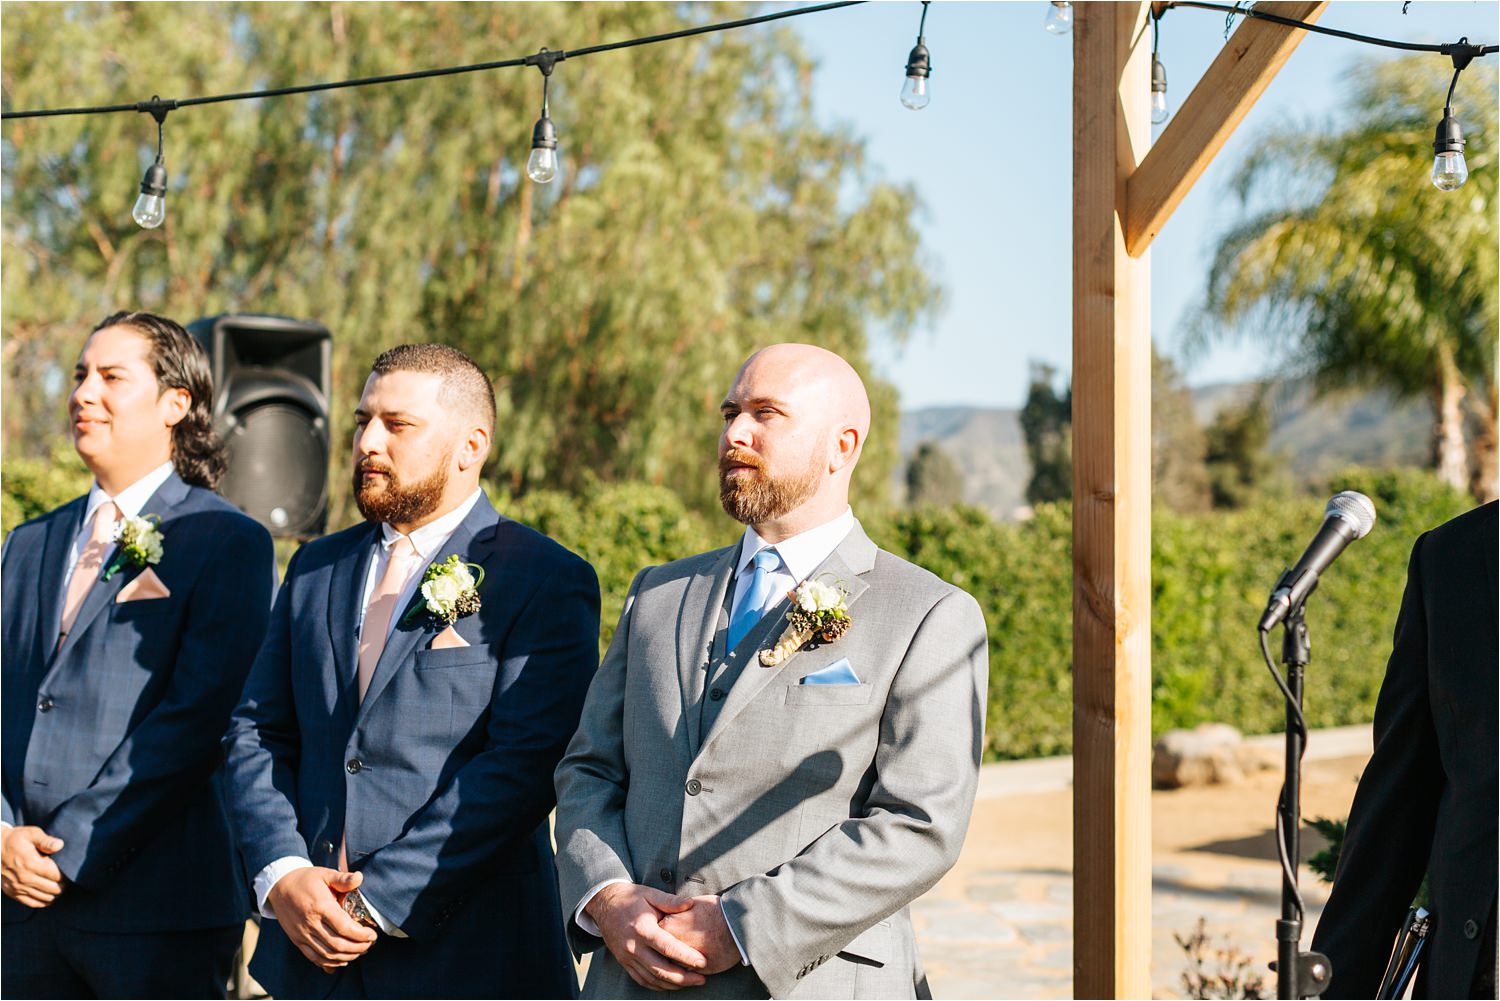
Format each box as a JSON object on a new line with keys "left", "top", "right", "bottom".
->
{"left": 726, "top": 548, "right": 783, "bottom": 651}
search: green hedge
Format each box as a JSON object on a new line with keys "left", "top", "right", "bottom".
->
{"left": 3, "top": 460, "right": 1467, "bottom": 760}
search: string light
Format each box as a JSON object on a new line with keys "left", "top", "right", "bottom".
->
{"left": 524, "top": 49, "right": 564, "bottom": 184}
{"left": 1044, "top": 2, "right": 1073, "bottom": 37}
{"left": 1151, "top": 11, "right": 1169, "bottom": 125}
{"left": 1432, "top": 41, "right": 1481, "bottom": 191}
{"left": 900, "top": 1, "right": 932, "bottom": 111}
{"left": 132, "top": 98, "right": 174, "bottom": 229}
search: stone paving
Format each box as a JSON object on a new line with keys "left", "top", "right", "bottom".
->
{"left": 911, "top": 743, "right": 1368, "bottom": 999}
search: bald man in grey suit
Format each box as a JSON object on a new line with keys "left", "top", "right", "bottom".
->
{"left": 554, "top": 344, "right": 989, "bottom": 999}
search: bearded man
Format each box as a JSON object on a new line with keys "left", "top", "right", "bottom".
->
{"left": 224, "top": 344, "right": 600, "bottom": 999}
{"left": 554, "top": 343, "right": 990, "bottom": 999}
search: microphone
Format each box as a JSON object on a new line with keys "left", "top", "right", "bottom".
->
{"left": 1258, "top": 491, "right": 1377, "bottom": 632}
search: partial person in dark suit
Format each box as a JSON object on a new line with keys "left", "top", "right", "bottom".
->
{"left": 1, "top": 311, "right": 276, "bottom": 998}
{"left": 1311, "top": 500, "right": 1498, "bottom": 998}
{"left": 223, "top": 343, "right": 600, "bottom": 999}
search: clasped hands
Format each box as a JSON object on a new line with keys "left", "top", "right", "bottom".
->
{"left": 586, "top": 883, "right": 741, "bottom": 991}
{"left": 1, "top": 825, "right": 66, "bottom": 908}
{"left": 265, "top": 867, "right": 379, "bottom": 974}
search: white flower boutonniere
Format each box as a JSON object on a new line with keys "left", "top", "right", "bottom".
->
{"left": 103, "top": 514, "right": 164, "bottom": 581}
{"left": 759, "top": 575, "right": 852, "bottom": 667}
{"left": 403, "top": 554, "right": 484, "bottom": 627}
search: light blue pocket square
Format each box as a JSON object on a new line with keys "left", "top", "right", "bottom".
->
{"left": 800, "top": 657, "right": 861, "bottom": 685}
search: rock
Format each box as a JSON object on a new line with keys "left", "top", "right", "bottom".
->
{"left": 1152, "top": 723, "right": 1273, "bottom": 788}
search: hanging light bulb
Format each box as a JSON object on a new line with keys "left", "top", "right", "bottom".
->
{"left": 1151, "top": 54, "right": 1170, "bottom": 124}
{"left": 900, "top": 2, "right": 932, "bottom": 111}
{"left": 133, "top": 157, "right": 167, "bottom": 228}
{"left": 524, "top": 48, "right": 566, "bottom": 184}
{"left": 131, "top": 98, "right": 173, "bottom": 229}
{"left": 1432, "top": 113, "right": 1468, "bottom": 191}
{"left": 527, "top": 115, "right": 560, "bottom": 184}
{"left": 1431, "top": 45, "right": 1477, "bottom": 192}
{"left": 1149, "top": 10, "right": 1169, "bottom": 125}
{"left": 1044, "top": 1, "right": 1073, "bottom": 36}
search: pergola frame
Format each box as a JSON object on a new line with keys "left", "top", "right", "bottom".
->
{"left": 1069, "top": 3, "right": 1327, "bottom": 996}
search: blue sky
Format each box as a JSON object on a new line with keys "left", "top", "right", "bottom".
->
{"left": 790, "top": 0, "right": 1500, "bottom": 409}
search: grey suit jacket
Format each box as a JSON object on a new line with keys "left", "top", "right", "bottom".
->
{"left": 554, "top": 521, "right": 989, "bottom": 999}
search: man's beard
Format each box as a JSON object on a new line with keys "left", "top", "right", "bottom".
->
{"left": 719, "top": 447, "right": 823, "bottom": 525}
{"left": 353, "top": 454, "right": 449, "bottom": 526}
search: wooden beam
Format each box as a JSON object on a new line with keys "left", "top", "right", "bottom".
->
{"left": 1123, "top": 1, "right": 1328, "bottom": 256}
{"left": 1072, "top": 4, "right": 1153, "bottom": 998}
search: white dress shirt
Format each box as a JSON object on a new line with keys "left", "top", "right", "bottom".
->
{"left": 253, "top": 488, "right": 485, "bottom": 937}
{"left": 574, "top": 507, "right": 859, "bottom": 960}
{"left": 60, "top": 461, "right": 176, "bottom": 601}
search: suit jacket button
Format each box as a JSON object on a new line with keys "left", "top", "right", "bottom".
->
{"left": 346, "top": 758, "right": 363, "bottom": 774}
{"left": 659, "top": 868, "right": 675, "bottom": 883}
{"left": 37, "top": 697, "right": 55, "bottom": 713}
{"left": 1465, "top": 918, "right": 1480, "bottom": 939}
{"left": 709, "top": 688, "right": 725, "bottom": 701}
{"left": 322, "top": 841, "right": 336, "bottom": 855}
{"left": 685, "top": 779, "right": 702, "bottom": 796}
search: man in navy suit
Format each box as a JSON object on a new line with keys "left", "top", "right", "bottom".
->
{"left": 224, "top": 343, "right": 600, "bottom": 999}
{"left": 1, "top": 311, "right": 276, "bottom": 997}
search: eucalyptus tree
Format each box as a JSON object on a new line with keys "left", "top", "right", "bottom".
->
{"left": 1, "top": 2, "right": 939, "bottom": 521}
{"left": 1197, "top": 55, "right": 1497, "bottom": 500}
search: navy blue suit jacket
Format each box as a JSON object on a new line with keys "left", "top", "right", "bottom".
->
{"left": 1, "top": 470, "right": 275, "bottom": 932}
{"left": 223, "top": 496, "right": 600, "bottom": 999}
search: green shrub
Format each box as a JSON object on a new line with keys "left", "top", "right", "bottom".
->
{"left": 7, "top": 455, "right": 1466, "bottom": 761}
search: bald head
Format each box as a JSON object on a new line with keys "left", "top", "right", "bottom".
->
{"left": 718, "top": 343, "right": 871, "bottom": 540}
{"left": 736, "top": 343, "right": 871, "bottom": 447}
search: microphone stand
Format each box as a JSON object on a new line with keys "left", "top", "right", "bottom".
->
{"left": 1273, "top": 605, "right": 1331, "bottom": 999}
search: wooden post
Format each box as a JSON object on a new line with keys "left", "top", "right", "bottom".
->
{"left": 1072, "top": 3, "right": 1153, "bottom": 997}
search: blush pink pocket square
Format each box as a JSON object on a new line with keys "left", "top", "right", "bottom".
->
{"left": 116, "top": 567, "right": 171, "bottom": 603}
{"left": 430, "top": 625, "right": 470, "bottom": 650}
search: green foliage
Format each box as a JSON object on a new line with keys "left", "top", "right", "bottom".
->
{"left": 1, "top": 2, "right": 938, "bottom": 522}
{"left": 6, "top": 456, "right": 1467, "bottom": 760}
{"left": 1020, "top": 362, "right": 1072, "bottom": 505}
{"left": 1196, "top": 55, "right": 1499, "bottom": 497}
{"left": 904, "top": 442, "right": 964, "bottom": 508}
{"left": 499, "top": 479, "right": 734, "bottom": 650}
{"left": 1205, "top": 391, "right": 1275, "bottom": 508}
{"left": 1306, "top": 816, "right": 1346, "bottom": 885}
{"left": 1, "top": 445, "right": 90, "bottom": 536}
{"left": 1154, "top": 351, "right": 1211, "bottom": 513}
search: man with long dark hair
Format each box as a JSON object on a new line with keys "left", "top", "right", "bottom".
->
{"left": 1, "top": 311, "right": 276, "bottom": 996}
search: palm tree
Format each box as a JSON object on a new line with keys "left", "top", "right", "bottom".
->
{"left": 1197, "top": 55, "right": 1497, "bottom": 501}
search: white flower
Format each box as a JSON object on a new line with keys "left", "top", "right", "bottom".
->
{"left": 423, "top": 574, "right": 464, "bottom": 612}
{"left": 804, "top": 579, "right": 842, "bottom": 612}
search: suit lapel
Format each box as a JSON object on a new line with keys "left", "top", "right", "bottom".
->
{"left": 677, "top": 547, "right": 737, "bottom": 759}
{"left": 51, "top": 474, "right": 192, "bottom": 667}
{"left": 355, "top": 498, "right": 501, "bottom": 723}
{"left": 36, "top": 497, "right": 86, "bottom": 658}
{"left": 327, "top": 523, "right": 381, "bottom": 720}
{"left": 701, "top": 523, "right": 877, "bottom": 752}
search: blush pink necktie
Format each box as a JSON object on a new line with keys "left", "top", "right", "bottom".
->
{"left": 58, "top": 501, "right": 120, "bottom": 643}
{"left": 356, "top": 535, "right": 420, "bottom": 703}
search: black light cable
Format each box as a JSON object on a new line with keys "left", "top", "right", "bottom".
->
{"left": 0, "top": 1, "right": 865, "bottom": 122}
{"left": 1163, "top": 0, "right": 1498, "bottom": 57}
{"left": 900, "top": 2, "right": 932, "bottom": 111}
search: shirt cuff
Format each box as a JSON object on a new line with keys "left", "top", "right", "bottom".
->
{"left": 720, "top": 903, "right": 751, "bottom": 966}
{"left": 575, "top": 878, "right": 632, "bottom": 937}
{"left": 254, "top": 856, "right": 313, "bottom": 920}
{"left": 359, "top": 889, "right": 408, "bottom": 938}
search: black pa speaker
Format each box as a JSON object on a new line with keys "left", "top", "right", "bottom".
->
{"left": 189, "top": 314, "right": 332, "bottom": 537}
